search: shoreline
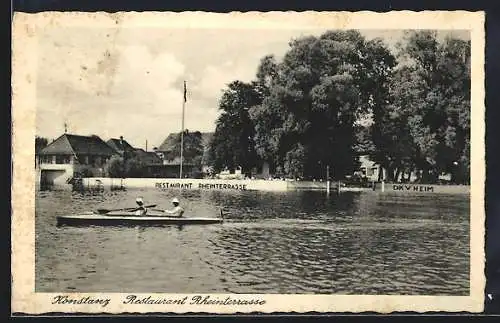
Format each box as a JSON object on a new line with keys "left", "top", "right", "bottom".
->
{"left": 60, "top": 177, "right": 472, "bottom": 195}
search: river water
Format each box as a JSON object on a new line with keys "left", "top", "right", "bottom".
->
{"left": 35, "top": 188, "right": 470, "bottom": 295}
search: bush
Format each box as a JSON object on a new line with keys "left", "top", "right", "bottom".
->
{"left": 75, "top": 165, "right": 94, "bottom": 178}
{"left": 106, "top": 155, "right": 125, "bottom": 178}
{"left": 125, "top": 157, "right": 146, "bottom": 178}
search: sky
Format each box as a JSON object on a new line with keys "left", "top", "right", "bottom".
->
{"left": 36, "top": 28, "right": 469, "bottom": 149}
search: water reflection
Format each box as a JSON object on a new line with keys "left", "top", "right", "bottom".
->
{"left": 36, "top": 189, "right": 469, "bottom": 295}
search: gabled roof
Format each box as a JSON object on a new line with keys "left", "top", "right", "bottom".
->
{"left": 157, "top": 133, "right": 179, "bottom": 152}
{"left": 39, "top": 134, "right": 116, "bottom": 156}
{"left": 133, "top": 148, "right": 163, "bottom": 165}
{"left": 107, "top": 138, "right": 135, "bottom": 154}
{"left": 157, "top": 131, "right": 214, "bottom": 152}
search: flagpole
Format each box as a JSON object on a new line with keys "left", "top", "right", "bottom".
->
{"left": 180, "top": 81, "right": 186, "bottom": 179}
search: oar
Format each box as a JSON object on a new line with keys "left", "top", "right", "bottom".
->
{"left": 96, "top": 204, "right": 157, "bottom": 214}
{"left": 149, "top": 208, "right": 184, "bottom": 218}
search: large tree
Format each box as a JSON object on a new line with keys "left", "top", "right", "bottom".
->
{"left": 209, "top": 81, "right": 261, "bottom": 176}
{"left": 251, "top": 31, "right": 396, "bottom": 179}
{"left": 208, "top": 30, "right": 470, "bottom": 183}
{"left": 374, "top": 31, "right": 470, "bottom": 183}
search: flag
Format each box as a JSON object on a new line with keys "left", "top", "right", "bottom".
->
{"left": 183, "top": 81, "right": 187, "bottom": 103}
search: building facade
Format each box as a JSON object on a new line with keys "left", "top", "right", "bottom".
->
{"left": 153, "top": 131, "right": 210, "bottom": 178}
{"left": 106, "top": 136, "right": 135, "bottom": 157}
{"left": 37, "top": 134, "right": 117, "bottom": 188}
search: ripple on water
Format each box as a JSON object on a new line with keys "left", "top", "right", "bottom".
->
{"left": 35, "top": 189, "right": 470, "bottom": 295}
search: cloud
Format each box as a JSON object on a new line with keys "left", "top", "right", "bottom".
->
{"left": 37, "top": 28, "right": 466, "bottom": 149}
{"left": 193, "top": 61, "right": 257, "bottom": 102}
{"left": 37, "top": 41, "right": 187, "bottom": 148}
{"left": 36, "top": 27, "right": 321, "bottom": 147}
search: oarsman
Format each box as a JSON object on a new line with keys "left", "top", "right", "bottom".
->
{"left": 134, "top": 197, "right": 148, "bottom": 216}
{"left": 163, "top": 198, "right": 184, "bottom": 217}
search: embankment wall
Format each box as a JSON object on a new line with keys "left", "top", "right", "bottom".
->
{"left": 77, "top": 177, "right": 470, "bottom": 194}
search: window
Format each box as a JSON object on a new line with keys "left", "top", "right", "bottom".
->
{"left": 43, "top": 156, "right": 54, "bottom": 164}
{"left": 56, "top": 155, "right": 70, "bottom": 164}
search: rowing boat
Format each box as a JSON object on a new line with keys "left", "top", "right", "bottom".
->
{"left": 56, "top": 210, "right": 224, "bottom": 226}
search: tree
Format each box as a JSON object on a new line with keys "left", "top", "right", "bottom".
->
{"left": 106, "top": 155, "right": 125, "bottom": 178}
{"left": 124, "top": 156, "right": 146, "bottom": 178}
{"left": 374, "top": 31, "right": 471, "bottom": 183}
{"left": 35, "top": 136, "right": 48, "bottom": 154}
{"left": 209, "top": 81, "right": 261, "bottom": 176}
{"left": 371, "top": 65, "right": 424, "bottom": 182}
{"left": 207, "top": 30, "right": 470, "bottom": 184}
{"left": 251, "top": 30, "right": 396, "bottom": 180}
{"left": 353, "top": 124, "right": 376, "bottom": 155}
{"left": 436, "top": 36, "right": 471, "bottom": 184}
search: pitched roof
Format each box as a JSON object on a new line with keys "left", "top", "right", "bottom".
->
{"left": 133, "top": 148, "right": 163, "bottom": 165}
{"left": 39, "top": 134, "right": 116, "bottom": 156}
{"left": 157, "top": 133, "right": 179, "bottom": 152}
{"left": 107, "top": 138, "right": 135, "bottom": 153}
{"left": 157, "top": 132, "right": 214, "bottom": 152}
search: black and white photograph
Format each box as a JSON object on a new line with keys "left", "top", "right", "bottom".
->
{"left": 12, "top": 11, "right": 485, "bottom": 314}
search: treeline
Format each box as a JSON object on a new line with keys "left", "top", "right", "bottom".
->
{"left": 207, "top": 30, "right": 470, "bottom": 184}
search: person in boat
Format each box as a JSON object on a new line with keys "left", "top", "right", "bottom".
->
{"left": 134, "top": 197, "right": 148, "bottom": 216}
{"left": 164, "top": 198, "right": 184, "bottom": 217}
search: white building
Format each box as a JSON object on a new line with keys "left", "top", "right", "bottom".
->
{"left": 37, "top": 133, "right": 117, "bottom": 188}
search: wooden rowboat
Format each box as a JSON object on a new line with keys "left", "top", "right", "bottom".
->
{"left": 56, "top": 210, "right": 224, "bottom": 227}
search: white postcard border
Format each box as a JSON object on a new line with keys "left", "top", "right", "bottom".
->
{"left": 12, "top": 10, "right": 485, "bottom": 314}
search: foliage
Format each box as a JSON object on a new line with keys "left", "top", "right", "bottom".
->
{"left": 250, "top": 30, "right": 396, "bottom": 179}
{"left": 208, "top": 30, "right": 470, "bottom": 184}
{"left": 371, "top": 31, "right": 470, "bottom": 183}
{"left": 106, "top": 154, "right": 150, "bottom": 178}
{"left": 208, "top": 81, "right": 261, "bottom": 176}
{"left": 35, "top": 136, "right": 49, "bottom": 154}
{"left": 353, "top": 125, "right": 376, "bottom": 155}
{"left": 76, "top": 165, "right": 95, "bottom": 178}
{"left": 161, "top": 130, "right": 204, "bottom": 167}
{"left": 124, "top": 156, "right": 146, "bottom": 178}
{"left": 106, "top": 155, "right": 125, "bottom": 178}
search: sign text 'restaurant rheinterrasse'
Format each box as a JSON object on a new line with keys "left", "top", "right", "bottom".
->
{"left": 155, "top": 182, "right": 247, "bottom": 190}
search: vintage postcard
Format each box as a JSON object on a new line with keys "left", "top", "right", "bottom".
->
{"left": 12, "top": 11, "right": 485, "bottom": 314}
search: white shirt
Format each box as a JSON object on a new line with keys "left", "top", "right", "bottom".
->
{"left": 164, "top": 205, "right": 184, "bottom": 217}
{"left": 134, "top": 206, "right": 147, "bottom": 216}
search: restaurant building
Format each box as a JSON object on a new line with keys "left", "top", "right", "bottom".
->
{"left": 37, "top": 133, "right": 116, "bottom": 188}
